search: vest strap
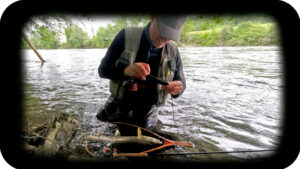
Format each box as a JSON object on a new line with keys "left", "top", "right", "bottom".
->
{"left": 110, "top": 27, "right": 144, "bottom": 101}
{"left": 124, "top": 27, "right": 144, "bottom": 64}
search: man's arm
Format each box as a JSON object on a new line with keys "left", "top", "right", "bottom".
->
{"left": 98, "top": 29, "right": 127, "bottom": 81}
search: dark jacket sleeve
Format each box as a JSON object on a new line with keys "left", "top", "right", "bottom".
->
{"left": 171, "top": 48, "right": 186, "bottom": 98}
{"left": 98, "top": 29, "right": 127, "bottom": 81}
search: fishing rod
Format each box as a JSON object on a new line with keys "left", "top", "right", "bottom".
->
{"left": 146, "top": 74, "right": 169, "bottom": 86}
{"left": 155, "top": 149, "right": 277, "bottom": 156}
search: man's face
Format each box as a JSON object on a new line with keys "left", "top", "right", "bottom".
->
{"left": 149, "top": 19, "right": 170, "bottom": 48}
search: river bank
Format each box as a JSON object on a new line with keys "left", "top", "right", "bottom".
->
{"left": 179, "top": 22, "right": 279, "bottom": 47}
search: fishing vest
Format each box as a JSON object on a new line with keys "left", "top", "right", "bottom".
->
{"left": 109, "top": 27, "right": 178, "bottom": 106}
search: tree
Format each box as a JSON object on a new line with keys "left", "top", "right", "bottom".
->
{"left": 30, "top": 26, "right": 60, "bottom": 49}
{"left": 24, "top": 15, "right": 73, "bottom": 36}
{"left": 64, "top": 24, "right": 89, "bottom": 48}
{"left": 91, "top": 15, "right": 150, "bottom": 48}
{"left": 23, "top": 15, "right": 73, "bottom": 61}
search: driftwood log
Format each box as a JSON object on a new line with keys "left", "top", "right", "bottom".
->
{"left": 85, "top": 135, "right": 162, "bottom": 146}
{"left": 40, "top": 115, "right": 79, "bottom": 156}
{"left": 23, "top": 114, "right": 79, "bottom": 157}
{"left": 23, "top": 33, "right": 46, "bottom": 62}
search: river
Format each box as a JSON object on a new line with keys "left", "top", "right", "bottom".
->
{"left": 22, "top": 46, "right": 282, "bottom": 160}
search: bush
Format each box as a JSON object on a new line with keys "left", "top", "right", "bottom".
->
{"left": 182, "top": 22, "right": 279, "bottom": 47}
{"left": 218, "top": 25, "right": 233, "bottom": 46}
{"left": 228, "top": 22, "right": 276, "bottom": 46}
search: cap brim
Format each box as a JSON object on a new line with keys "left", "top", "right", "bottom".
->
{"left": 157, "top": 19, "right": 181, "bottom": 42}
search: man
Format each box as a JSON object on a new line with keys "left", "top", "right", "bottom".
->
{"left": 96, "top": 15, "right": 186, "bottom": 132}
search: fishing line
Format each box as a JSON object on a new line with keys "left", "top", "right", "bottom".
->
{"left": 171, "top": 97, "right": 180, "bottom": 134}
{"left": 171, "top": 97, "right": 190, "bottom": 143}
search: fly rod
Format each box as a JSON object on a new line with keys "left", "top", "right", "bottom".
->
{"left": 155, "top": 149, "right": 277, "bottom": 156}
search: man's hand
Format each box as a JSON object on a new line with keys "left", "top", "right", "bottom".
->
{"left": 124, "top": 62, "right": 150, "bottom": 80}
{"left": 163, "top": 80, "right": 183, "bottom": 95}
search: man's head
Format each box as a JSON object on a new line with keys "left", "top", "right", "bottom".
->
{"left": 149, "top": 15, "right": 186, "bottom": 48}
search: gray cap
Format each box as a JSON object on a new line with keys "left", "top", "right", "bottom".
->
{"left": 157, "top": 15, "right": 186, "bottom": 42}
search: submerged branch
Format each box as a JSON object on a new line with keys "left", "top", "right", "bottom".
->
{"left": 23, "top": 33, "right": 46, "bottom": 62}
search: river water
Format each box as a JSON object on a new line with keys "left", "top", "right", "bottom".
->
{"left": 22, "top": 46, "right": 282, "bottom": 159}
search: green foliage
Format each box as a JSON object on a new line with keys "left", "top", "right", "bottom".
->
{"left": 91, "top": 15, "right": 150, "bottom": 48}
{"left": 23, "top": 14, "right": 280, "bottom": 49}
{"left": 63, "top": 25, "right": 90, "bottom": 48}
{"left": 227, "top": 22, "right": 279, "bottom": 46}
{"left": 182, "top": 21, "right": 279, "bottom": 47}
{"left": 219, "top": 25, "right": 233, "bottom": 43}
{"left": 30, "top": 26, "right": 60, "bottom": 49}
{"left": 192, "top": 30, "right": 218, "bottom": 46}
{"left": 91, "top": 26, "right": 114, "bottom": 48}
{"left": 180, "top": 14, "right": 279, "bottom": 47}
{"left": 24, "top": 15, "right": 73, "bottom": 35}
{"left": 181, "top": 18, "right": 196, "bottom": 43}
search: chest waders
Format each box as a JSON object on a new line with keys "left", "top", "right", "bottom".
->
{"left": 109, "top": 27, "right": 178, "bottom": 106}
